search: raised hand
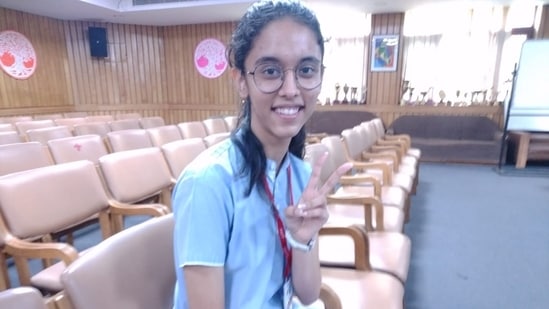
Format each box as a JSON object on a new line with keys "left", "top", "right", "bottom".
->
{"left": 285, "top": 152, "right": 353, "bottom": 243}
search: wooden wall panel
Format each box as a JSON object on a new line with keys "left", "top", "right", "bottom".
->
{"left": 0, "top": 8, "right": 71, "bottom": 115}
{"left": 366, "top": 13, "right": 405, "bottom": 106}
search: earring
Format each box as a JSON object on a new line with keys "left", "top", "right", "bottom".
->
{"left": 241, "top": 98, "right": 246, "bottom": 104}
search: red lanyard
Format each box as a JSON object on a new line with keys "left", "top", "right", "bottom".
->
{"left": 262, "top": 165, "right": 293, "bottom": 280}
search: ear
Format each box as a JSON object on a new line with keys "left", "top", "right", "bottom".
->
{"left": 231, "top": 68, "right": 249, "bottom": 99}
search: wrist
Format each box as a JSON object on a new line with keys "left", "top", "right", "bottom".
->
{"left": 285, "top": 230, "right": 316, "bottom": 252}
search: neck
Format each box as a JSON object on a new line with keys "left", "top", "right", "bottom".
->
{"left": 263, "top": 140, "right": 291, "bottom": 171}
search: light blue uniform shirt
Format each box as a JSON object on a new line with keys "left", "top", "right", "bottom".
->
{"left": 172, "top": 137, "right": 312, "bottom": 309}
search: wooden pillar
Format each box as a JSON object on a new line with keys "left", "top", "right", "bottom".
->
{"left": 366, "top": 13, "right": 405, "bottom": 107}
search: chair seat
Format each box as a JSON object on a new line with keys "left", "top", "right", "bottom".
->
{"left": 321, "top": 267, "right": 404, "bottom": 309}
{"left": 359, "top": 169, "right": 414, "bottom": 194}
{"left": 407, "top": 148, "right": 421, "bottom": 159}
{"left": 326, "top": 203, "right": 405, "bottom": 233}
{"left": 30, "top": 248, "right": 92, "bottom": 292}
{"left": 319, "top": 231, "right": 411, "bottom": 283}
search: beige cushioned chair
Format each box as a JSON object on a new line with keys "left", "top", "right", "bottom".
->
{"left": 0, "top": 286, "right": 57, "bottom": 309}
{"left": 57, "top": 214, "right": 175, "bottom": 309}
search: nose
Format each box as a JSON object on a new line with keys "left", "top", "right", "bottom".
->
{"left": 279, "top": 69, "right": 299, "bottom": 97}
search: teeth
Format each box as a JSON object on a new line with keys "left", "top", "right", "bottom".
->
{"left": 275, "top": 107, "right": 300, "bottom": 115}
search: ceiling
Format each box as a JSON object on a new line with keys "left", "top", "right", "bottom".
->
{"left": 0, "top": 0, "right": 547, "bottom": 26}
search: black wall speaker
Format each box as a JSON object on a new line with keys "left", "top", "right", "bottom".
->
{"left": 88, "top": 27, "right": 108, "bottom": 58}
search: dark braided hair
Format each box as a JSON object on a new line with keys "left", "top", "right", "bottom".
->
{"left": 227, "top": 0, "right": 324, "bottom": 196}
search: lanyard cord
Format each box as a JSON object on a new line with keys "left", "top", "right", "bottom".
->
{"left": 262, "top": 165, "right": 293, "bottom": 280}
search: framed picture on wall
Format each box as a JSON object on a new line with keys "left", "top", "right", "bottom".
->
{"left": 371, "top": 35, "right": 399, "bottom": 72}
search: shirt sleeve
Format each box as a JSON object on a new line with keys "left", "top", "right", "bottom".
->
{"left": 172, "top": 164, "right": 232, "bottom": 268}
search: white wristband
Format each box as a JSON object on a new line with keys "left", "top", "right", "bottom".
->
{"left": 285, "top": 230, "right": 316, "bottom": 252}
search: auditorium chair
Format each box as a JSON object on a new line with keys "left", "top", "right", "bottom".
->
{"left": 84, "top": 115, "right": 114, "bottom": 123}
{"left": 357, "top": 122, "right": 418, "bottom": 192}
{"left": 54, "top": 117, "right": 87, "bottom": 133}
{"left": 115, "top": 112, "right": 141, "bottom": 120}
{"left": 26, "top": 126, "right": 73, "bottom": 145}
{"left": 47, "top": 134, "right": 109, "bottom": 165}
{"left": 0, "top": 123, "right": 15, "bottom": 132}
{"left": 160, "top": 138, "right": 207, "bottom": 181}
{"left": 14, "top": 120, "right": 56, "bottom": 141}
{"left": 0, "top": 286, "right": 57, "bottom": 309}
{"left": 105, "top": 129, "right": 153, "bottom": 152}
{"left": 0, "top": 142, "right": 53, "bottom": 176}
{"left": 0, "top": 160, "right": 113, "bottom": 293}
{"left": 370, "top": 118, "right": 421, "bottom": 159}
{"left": 319, "top": 226, "right": 405, "bottom": 308}
{"left": 316, "top": 137, "right": 407, "bottom": 232}
{"left": 146, "top": 125, "right": 183, "bottom": 147}
{"left": 224, "top": 115, "right": 238, "bottom": 131}
{"left": 73, "top": 122, "right": 111, "bottom": 138}
{"left": 305, "top": 143, "right": 411, "bottom": 283}
{"left": 56, "top": 214, "right": 175, "bottom": 309}
{"left": 98, "top": 148, "right": 172, "bottom": 232}
{"left": 139, "top": 116, "right": 165, "bottom": 129}
{"left": 202, "top": 117, "right": 228, "bottom": 135}
{"left": 0, "top": 131, "right": 23, "bottom": 145}
{"left": 108, "top": 118, "right": 141, "bottom": 131}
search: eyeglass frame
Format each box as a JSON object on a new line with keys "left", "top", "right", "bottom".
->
{"left": 245, "top": 61, "right": 325, "bottom": 94}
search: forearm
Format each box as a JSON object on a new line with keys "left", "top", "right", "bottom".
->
{"left": 291, "top": 241, "right": 322, "bottom": 305}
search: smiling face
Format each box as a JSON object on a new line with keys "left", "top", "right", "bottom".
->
{"left": 236, "top": 17, "right": 322, "bottom": 148}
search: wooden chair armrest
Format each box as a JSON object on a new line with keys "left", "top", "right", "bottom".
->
{"left": 109, "top": 201, "right": 170, "bottom": 217}
{"left": 319, "top": 283, "right": 342, "bottom": 309}
{"left": 339, "top": 175, "right": 382, "bottom": 196}
{"left": 371, "top": 145, "right": 403, "bottom": 161}
{"left": 326, "top": 195, "right": 384, "bottom": 231}
{"left": 319, "top": 225, "right": 370, "bottom": 271}
{"left": 362, "top": 151, "right": 399, "bottom": 172}
{"left": 4, "top": 237, "right": 79, "bottom": 265}
{"left": 350, "top": 161, "right": 392, "bottom": 185}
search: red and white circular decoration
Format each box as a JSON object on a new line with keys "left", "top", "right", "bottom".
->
{"left": 194, "top": 38, "right": 227, "bottom": 79}
{"left": 0, "top": 30, "right": 37, "bottom": 80}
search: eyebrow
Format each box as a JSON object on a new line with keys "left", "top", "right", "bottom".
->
{"left": 253, "top": 56, "right": 321, "bottom": 67}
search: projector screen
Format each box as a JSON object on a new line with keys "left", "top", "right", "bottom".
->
{"left": 505, "top": 39, "right": 549, "bottom": 132}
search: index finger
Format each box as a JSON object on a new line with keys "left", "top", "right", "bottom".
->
{"left": 303, "top": 151, "right": 329, "bottom": 193}
{"left": 318, "top": 161, "right": 353, "bottom": 196}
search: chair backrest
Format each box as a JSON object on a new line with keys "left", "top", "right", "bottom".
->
{"left": 108, "top": 119, "right": 141, "bottom": 131}
{"left": 139, "top": 116, "right": 165, "bottom": 129}
{"left": 0, "top": 142, "right": 53, "bottom": 176}
{"left": 371, "top": 118, "right": 386, "bottom": 137}
{"left": 48, "top": 135, "right": 109, "bottom": 165}
{"left": 177, "top": 121, "right": 207, "bottom": 139}
{"left": 341, "top": 128, "right": 365, "bottom": 160}
{"left": 0, "top": 286, "right": 52, "bottom": 309}
{"left": 54, "top": 117, "right": 87, "bottom": 131}
{"left": 85, "top": 115, "right": 114, "bottom": 123}
{"left": 202, "top": 118, "right": 228, "bottom": 135}
{"left": 15, "top": 120, "right": 56, "bottom": 139}
{"left": 161, "top": 138, "right": 206, "bottom": 179}
{"left": 0, "top": 131, "right": 23, "bottom": 145}
{"left": 106, "top": 129, "right": 153, "bottom": 152}
{"left": 224, "top": 115, "right": 238, "bottom": 131}
{"left": 115, "top": 112, "right": 141, "bottom": 120}
{"left": 0, "top": 160, "right": 110, "bottom": 241}
{"left": 99, "top": 147, "right": 173, "bottom": 204}
{"left": 0, "top": 123, "right": 15, "bottom": 132}
{"left": 304, "top": 142, "right": 335, "bottom": 185}
{"left": 26, "top": 126, "right": 73, "bottom": 145}
{"left": 63, "top": 112, "right": 88, "bottom": 118}
{"left": 60, "top": 214, "right": 175, "bottom": 309}
{"left": 204, "top": 132, "right": 230, "bottom": 147}
{"left": 73, "top": 122, "right": 111, "bottom": 137}
{"left": 147, "top": 125, "right": 182, "bottom": 147}
{"left": 3, "top": 116, "right": 33, "bottom": 124}
{"left": 321, "top": 135, "right": 349, "bottom": 169}
{"left": 33, "top": 114, "right": 63, "bottom": 121}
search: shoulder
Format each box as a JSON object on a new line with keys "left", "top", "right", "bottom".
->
{"left": 288, "top": 153, "right": 312, "bottom": 181}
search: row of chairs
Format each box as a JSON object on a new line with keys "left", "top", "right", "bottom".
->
{"left": 0, "top": 112, "right": 142, "bottom": 124}
{"left": 0, "top": 115, "right": 420, "bottom": 308}
{"left": 303, "top": 117, "right": 422, "bottom": 308}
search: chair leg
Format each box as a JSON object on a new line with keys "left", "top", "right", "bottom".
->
{"left": 0, "top": 252, "right": 11, "bottom": 291}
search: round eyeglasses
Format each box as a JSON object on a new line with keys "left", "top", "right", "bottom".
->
{"left": 246, "top": 62, "right": 324, "bottom": 94}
